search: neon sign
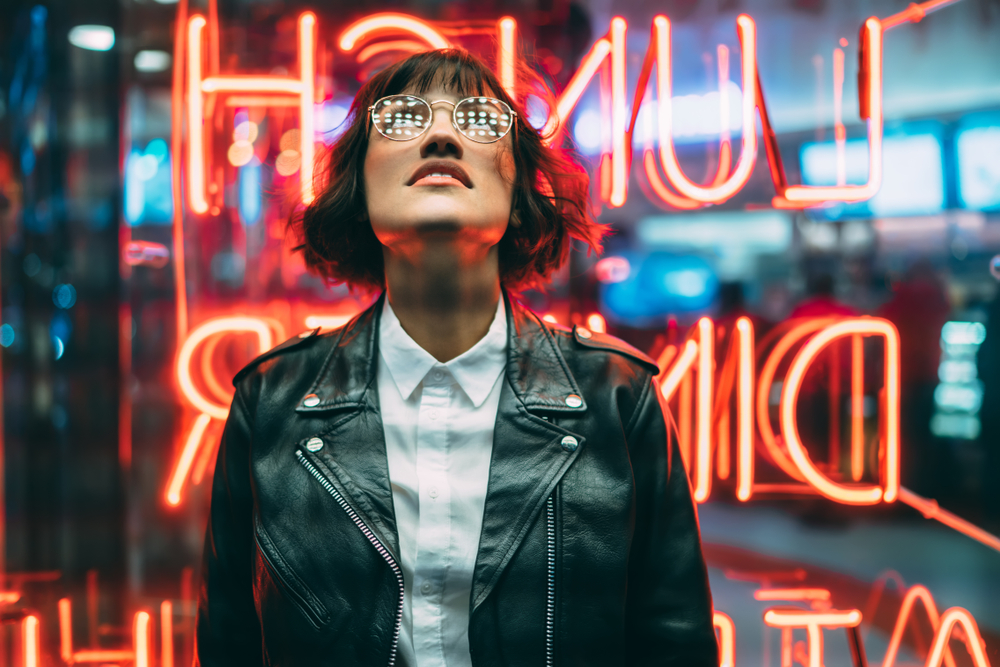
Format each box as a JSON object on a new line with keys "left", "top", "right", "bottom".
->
{"left": 171, "top": 0, "right": 960, "bottom": 218}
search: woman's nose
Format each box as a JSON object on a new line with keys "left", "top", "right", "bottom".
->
{"left": 419, "top": 105, "right": 464, "bottom": 158}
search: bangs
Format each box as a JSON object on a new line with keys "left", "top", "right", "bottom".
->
{"left": 373, "top": 50, "right": 497, "bottom": 101}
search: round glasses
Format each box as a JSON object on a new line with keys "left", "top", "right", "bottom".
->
{"left": 368, "top": 94, "right": 517, "bottom": 144}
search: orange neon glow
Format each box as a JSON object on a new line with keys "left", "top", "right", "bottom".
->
{"left": 186, "top": 16, "right": 208, "bottom": 214}
{"left": 541, "top": 38, "right": 611, "bottom": 141}
{"left": 188, "top": 13, "right": 317, "bottom": 209}
{"left": 498, "top": 17, "right": 517, "bottom": 101}
{"left": 176, "top": 317, "right": 274, "bottom": 420}
{"left": 338, "top": 14, "right": 450, "bottom": 51}
{"left": 779, "top": 19, "right": 883, "bottom": 204}
{"left": 659, "top": 339, "right": 698, "bottom": 401}
{"left": 899, "top": 487, "right": 1000, "bottom": 553}
{"left": 134, "top": 611, "right": 151, "bottom": 667}
{"left": 713, "top": 611, "right": 736, "bottom": 667}
{"left": 833, "top": 46, "right": 846, "bottom": 186}
{"left": 756, "top": 319, "right": 832, "bottom": 482}
{"left": 653, "top": 14, "right": 758, "bottom": 204}
{"left": 0, "top": 591, "right": 21, "bottom": 604}
{"left": 924, "top": 608, "right": 992, "bottom": 667}
{"left": 779, "top": 319, "right": 900, "bottom": 505}
{"left": 161, "top": 600, "right": 174, "bottom": 667}
{"left": 882, "top": 585, "right": 957, "bottom": 667}
{"left": 881, "top": 0, "right": 964, "bottom": 31}
{"left": 22, "top": 615, "right": 39, "bottom": 667}
{"left": 167, "top": 413, "right": 213, "bottom": 507}
{"left": 714, "top": 44, "right": 732, "bottom": 189}
{"left": 763, "top": 608, "right": 862, "bottom": 667}
{"left": 851, "top": 333, "right": 864, "bottom": 481}
{"left": 694, "top": 318, "right": 714, "bottom": 502}
{"left": 679, "top": 372, "right": 693, "bottom": 470}
{"left": 736, "top": 317, "right": 754, "bottom": 501}
{"left": 640, "top": 151, "right": 703, "bottom": 210}
{"left": 59, "top": 598, "right": 72, "bottom": 663}
{"left": 609, "top": 18, "right": 628, "bottom": 207}
{"left": 304, "top": 314, "right": 354, "bottom": 331}
{"left": 356, "top": 40, "right": 428, "bottom": 63}
{"left": 298, "top": 13, "right": 317, "bottom": 205}
{"left": 586, "top": 313, "right": 607, "bottom": 334}
{"left": 170, "top": 0, "right": 189, "bottom": 339}
{"left": 754, "top": 588, "right": 831, "bottom": 601}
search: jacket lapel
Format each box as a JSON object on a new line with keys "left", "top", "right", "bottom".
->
{"left": 295, "top": 295, "right": 401, "bottom": 561}
{"left": 294, "top": 292, "right": 589, "bottom": 604}
{"left": 471, "top": 295, "right": 587, "bottom": 611}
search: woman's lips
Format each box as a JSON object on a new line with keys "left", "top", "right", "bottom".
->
{"left": 412, "top": 173, "right": 466, "bottom": 187}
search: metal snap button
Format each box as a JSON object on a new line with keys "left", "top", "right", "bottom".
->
{"left": 577, "top": 327, "right": 592, "bottom": 339}
{"left": 302, "top": 394, "right": 321, "bottom": 408}
{"left": 421, "top": 582, "right": 433, "bottom": 595}
{"left": 305, "top": 437, "right": 324, "bottom": 452}
{"left": 565, "top": 394, "right": 583, "bottom": 408}
{"left": 561, "top": 435, "right": 579, "bottom": 452}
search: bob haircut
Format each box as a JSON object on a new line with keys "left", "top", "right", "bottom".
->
{"left": 292, "top": 48, "right": 605, "bottom": 292}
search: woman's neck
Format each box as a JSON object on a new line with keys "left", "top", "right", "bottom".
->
{"left": 383, "top": 246, "right": 502, "bottom": 363}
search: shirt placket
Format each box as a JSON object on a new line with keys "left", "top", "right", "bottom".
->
{"left": 413, "top": 372, "right": 453, "bottom": 665}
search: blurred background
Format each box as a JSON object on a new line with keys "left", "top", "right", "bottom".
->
{"left": 0, "top": 0, "right": 999, "bottom": 664}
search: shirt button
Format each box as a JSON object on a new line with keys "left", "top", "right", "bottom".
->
{"left": 429, "top": 487, "right": 439, "bottom": 499}
{"left": 432, "top": 369, "right": 445, "bottom": 381}
{"left": 428, "top": 409, "right": 439, "bottom": 420}
{"left": 421, "top": 582, "right": 433, "bottom": 595}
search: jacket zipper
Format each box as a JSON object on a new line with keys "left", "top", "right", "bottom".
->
{"left": 296, "top": 449, "right": 405, "bottom": 667}
{"left": 545, "top": 494, "right": 556, "bottom": 667}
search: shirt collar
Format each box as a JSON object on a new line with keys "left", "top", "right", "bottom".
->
{"left": 379, "top": 296, "right": 507, "bottom": 407}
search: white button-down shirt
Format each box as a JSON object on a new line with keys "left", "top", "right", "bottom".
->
{"left": 378, "top": 296, "right": 507, "bottom": 667}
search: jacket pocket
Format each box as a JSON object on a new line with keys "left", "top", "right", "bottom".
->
{"left": 253, "top": 513, "right": 330, "bottom": 630}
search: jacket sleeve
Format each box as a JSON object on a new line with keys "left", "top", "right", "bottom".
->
{"left": 195, "top": 380, "right": 264, "bottom": 666}
{"left": 624, "top": 376, "right": 718, "bottom": 667}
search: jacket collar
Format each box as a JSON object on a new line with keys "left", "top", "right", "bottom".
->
{"left": 296, "top": 289, "right": 588, "bottom": 416}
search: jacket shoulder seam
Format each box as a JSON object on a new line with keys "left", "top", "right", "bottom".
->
{"left": 232, "top": 329, "right": 329, "bottom": 387}
{"left": 570, "top": 325, "right": 659, "bottom": 374}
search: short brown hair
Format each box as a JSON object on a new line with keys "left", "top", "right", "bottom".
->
{"left": 291, "top": 48, "right": 605, "bottom": 292}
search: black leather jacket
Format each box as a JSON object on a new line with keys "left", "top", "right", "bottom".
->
{"left": 196, "top": 293, "right": 718, "bottom": 667}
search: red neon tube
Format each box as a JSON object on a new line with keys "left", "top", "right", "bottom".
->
{"left": 780, "top": 19, "right": 883, "bottom": 204}
{"left": 338, "top": 14, "right": 450, "bottom": 51}
{"left": 779, "top": 319, "right": 900, "bottom": 505}
{"left": 653, "top": 14, "right": 758, "bottom": 204}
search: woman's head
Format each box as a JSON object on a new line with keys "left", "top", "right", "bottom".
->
{"left": 292, "top": 48, "right": 605, "bottom": 292}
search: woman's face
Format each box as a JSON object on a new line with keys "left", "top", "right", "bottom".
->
{"left": 363, "top": 81, "right": 515, "bottom": 261}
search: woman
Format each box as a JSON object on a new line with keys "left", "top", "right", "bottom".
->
{"left": 196, "top": 48, "right": 717, "bottom": 667}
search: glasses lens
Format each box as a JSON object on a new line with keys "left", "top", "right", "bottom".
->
{"left": 454, "top": 98, "right": 513, "bottom": 143}
{"left": 371, "top": 95, "right": 432, "bottom": 140}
